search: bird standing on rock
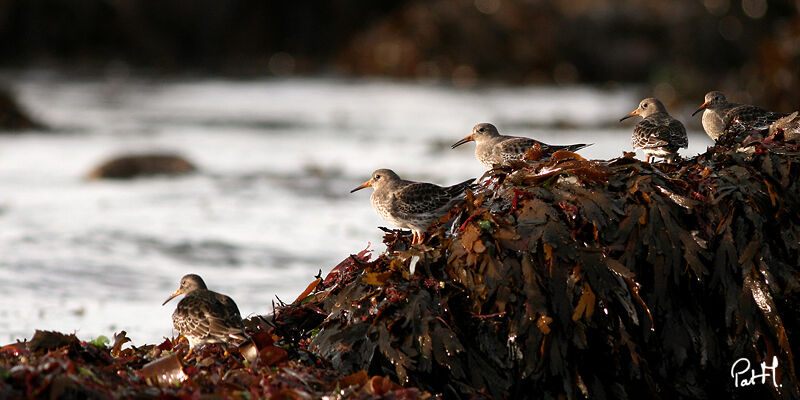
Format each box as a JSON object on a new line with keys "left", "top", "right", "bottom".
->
{"left": 351, "top": 169, "right": 474, "bottom": 245}
{"left": 163, "top": 274, "right": 249, "bottom": 350}
{"left": 620, "top": 98, "right": 688, "bottom": 163}
{"left": 692, "top": 91, "right": 786, "bottom": 141}
{"left": 451, "top": 123, "right": 591, "bottom": 169}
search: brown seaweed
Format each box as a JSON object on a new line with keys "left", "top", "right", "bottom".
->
{"left": 302, "top": 129, "right": 800, "bottom": 399}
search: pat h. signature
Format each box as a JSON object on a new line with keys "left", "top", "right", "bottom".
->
{"left": 731, "top": 356, "right": 781, "bottom": 388}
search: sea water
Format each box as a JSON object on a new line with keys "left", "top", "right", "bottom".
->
{"left": 0, "top": 73, "right": 713, "bottom": 345}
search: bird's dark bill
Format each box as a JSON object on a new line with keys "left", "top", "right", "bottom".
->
{"left": 162, "top": 289, "right": 182, "bottom": 306}
{"left": 619, "top": 110, "right": 638, "bottom": 122}
{"left": 451, "top": 134, "right": 474, "bottom": 149}
{"left": 350, "top": 180, "right": 371, "bottom": 193}
{"left": 692, "top": 102, "right": 709, "bottom": 116}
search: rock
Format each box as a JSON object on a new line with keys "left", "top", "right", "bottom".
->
{"left": 0, "top": 86, "right": 44, "bottom": 131}
{"left": 87, "top": 153, "right": 197, "bottom": 179}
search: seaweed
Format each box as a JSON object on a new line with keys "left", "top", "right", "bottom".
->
{"left": 300, "top": 130, "right": 800, "bottom": 399}
{"left": 0, "top": 325, "right": 430, "bottom": 399}
{"left": 2, "top": 128, "right": 799, "bottom": 399}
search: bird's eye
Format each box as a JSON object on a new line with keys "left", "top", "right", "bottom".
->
{"left": 374, "top": 174, "right": 381, "bottom": 180}
{"left": 478, "top": 128, "right": 485, "bottom": 132}
{"left": 642, "top": 103, "right": 648, "bottom": 108}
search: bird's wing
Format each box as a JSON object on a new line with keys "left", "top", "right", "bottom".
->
{"left": 173, "top": 296, "right": 214, "bottom": 341}
{"left": 174, "top": 293, "right": 246, "bottom": 343}
{"left": 726, "top": 105, "right": 784, "bottom": 128}
{"left": 633, "top": 116, "right": 686, "bottom": 149}
{"left": 497, "top": 137, "right": 590, "bottom": 159}
{"left": 668, "top": 118, "right": 689, "bottom": 148}
{"left": 213, "top": 293, "right": 247, "bottom": 336}
{"left": 494, "top": 137, "right": 538, "bottom": 161}
{"left": 393, "top": 182, "right": 465, "bottom": 217}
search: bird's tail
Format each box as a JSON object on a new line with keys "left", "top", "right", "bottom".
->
{"left": 763, "top": 112, "right": 788, "bottom": 126}
{"left": 446, "top": 178, "right": 477, "bottom": 197}
{"left": 229, "top": 329, "right": 250, "bottom": 345}
{"left": 558, "top": 142, "right": 593, "bottom": 152}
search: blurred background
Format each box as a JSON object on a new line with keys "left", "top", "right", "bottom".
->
{"left": 0, "top": 0, "right": 798, "bottom": 345}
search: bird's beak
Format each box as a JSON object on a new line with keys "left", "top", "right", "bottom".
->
{"left": 350, "top": 180, "right": 372, "bottom": 193}
{"left": 451, "top": 134, "right": 474, "bottom": 149}
{"left": 619, "top": 110, "right": 639, "bottom": 122}
{"left": 692, "top": 101, "right": 709, "bottom": 116}
{"left": 162, "top": 288, "right": 182, "bottom": 306}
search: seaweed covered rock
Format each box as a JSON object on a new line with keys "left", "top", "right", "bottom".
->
{"left": 290, "top": 130, "right": 800, "bottom": 399}
{"left": 87, "top": 153, "right": 197, "bottom": 179}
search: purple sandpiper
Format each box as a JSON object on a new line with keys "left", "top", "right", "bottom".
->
{"left": 350, "top": 169, "right": 474, "bottom": 245}
{"left": 692, "top": 91, "right": 786, "bottom": 141}
{"left": 620, "top": 98, "right": 688, "bottom": 163}
{"left": 451, "top": 123, "right": 591, "bottom": 169}
{"left": 163, "top": 274, "right": 249, "bottom": 350}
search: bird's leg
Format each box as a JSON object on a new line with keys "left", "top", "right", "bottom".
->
{"left": 222, "top": 343, "right": 231, "bottom": 358}
{"left": 172, "top": 335, "right": 193, "bottom": 360}
{"left": 182, "top": 345, "right": 194, "bottom": 361}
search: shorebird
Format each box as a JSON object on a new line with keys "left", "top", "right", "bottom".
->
{"left": 692, "top": 91, "right": 785, "bottom": 141}
{"left": 162, "top": 274, "right": 249, "bottom": 351}
{"left": 451, "top": 123, "right": 591, "bottom": 169}
{"left": 620, "top": 98, "right": 688, "bottom": 163}
{"left": 350, "top": 169, "right": 474, "bottom": 245}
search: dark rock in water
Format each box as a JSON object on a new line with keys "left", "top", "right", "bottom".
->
{"left": 87, "top": 153, "right": 197, "bottom": 179}
{"left": 0, "top": 86, "right": 44, "bottom": 131}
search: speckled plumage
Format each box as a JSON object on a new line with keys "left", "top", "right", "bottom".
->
{"left": 451, "top": 123, "right": 591, "bottom": 169}
{"left": 693, "top": 91, "right": 785, "bottom": 141}
{"left": 351, "top": 169, "right": 473, "bottom": 244}
{"left": 163, "top": 274, "right": 248, "bottom": 349}
{"left": 621, "top": 98, "right": 687, "bottom": 163}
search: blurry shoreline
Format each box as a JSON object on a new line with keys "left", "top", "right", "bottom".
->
{"left": 2, "top": 69, "right": 724, "bottom": 131}
{"left": 0, "top": 0, "right": 797, "bottom": 110}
